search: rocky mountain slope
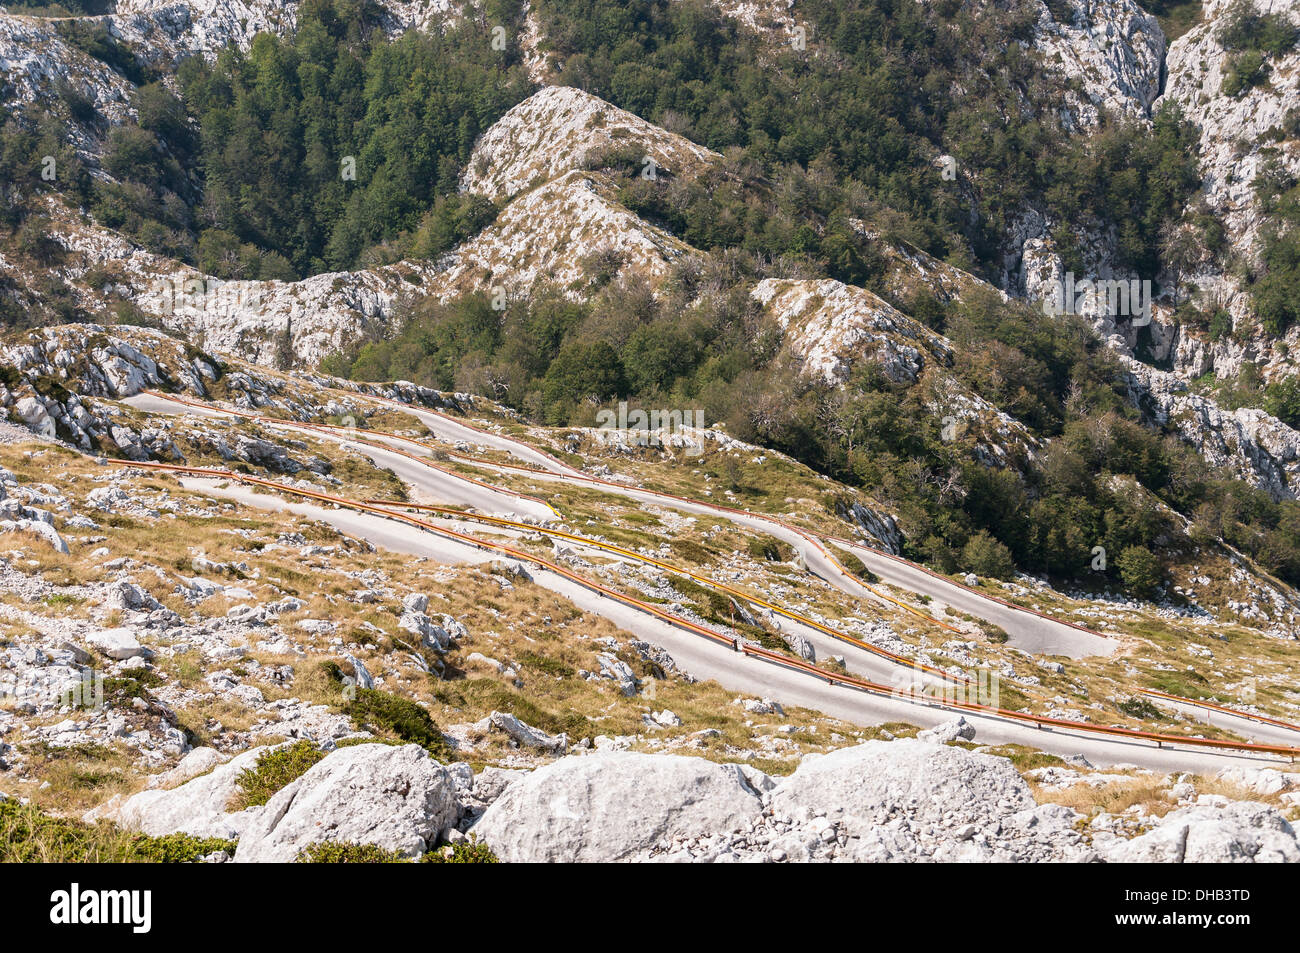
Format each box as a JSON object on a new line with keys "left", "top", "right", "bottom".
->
{"left": 80, "top": 732, "right": 1300, "bottom": 862}
{"left": 5, "top": 0, "right": 1297, "bottom": 394}
{"left": 459, "top": 85, "right": 722, "bottom": 203}
{"left": 1156, "top": 0, "right": 1300, "bottom": 383}
{"left": 11, "top": 46, "right": 1300, "bottom": 501}
{"left": 0, "top": 320, "right": 1296, "bottom": 862}
{"left": 3, "top": 0, "right": 1300, "bottom": 864}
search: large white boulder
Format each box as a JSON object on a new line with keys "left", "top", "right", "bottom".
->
{"left": 234, "top": 744, "right": 457, "bottom": 863}
{"left": 85, "top": 627, "right": 150, "bottom": 661}
{"left": 477, "top": 711, "right": 567, "bottom": 754}
{"left": 1105, "top": 802, "right": 1300, "bottom": 863}
{"left": 1, "top": 518, "right": 69, "bottom": 554}
{"left": 100, "top": 745, "right": 275, "bottom": 840}
{"left": 14, "top": 396, "right": 55, "bottom": 438}
{"left": 145, "top": 747, "right": 228, "bottom": 790}
{"left": 765, "top": 739, "right": 1044, "bottom": 861}
{"left": 472, "top": 751, "right": 767, "bottom": 862}
{"left": 917, "top": 716, "right": 976, "bottom": 744}
{"left": 1214, "top": 767, "right": 1299, "bottom": 797}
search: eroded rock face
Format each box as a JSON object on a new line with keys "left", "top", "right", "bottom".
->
{"left": 752, "top": 274, "right": 1039, "bottom": 468}
{"left": 471, "top": 750, "right": 768, "bottom": 862}
{"left": 1150, "top": 0, "right": 1300, "bottom": 384}
{"left": 752, "top": 277, "right": 952, "bottom": 386}
{"left": 470, "top": 741, "right": 1093, "bottom": 863}
{"left": 758, "top": 739, "right": 1054, "bottom": 862}
{"left": 1029, "top": 0, "right": 1166, "bottom": 129}
{"left": 461, "top": 86, "right": 722, "bottom": 204}
{"left": 233, "top": 743, "right": 458, "bottom": 863}
{"left": 0, "top": 14, "right": 136, "bottom": 155}
{"left": 1124, "top": 356, "right": 1300, "bottom": 500}
{"left": 1161, "top": 0, "right": 1300, "bottom": 258}
{"left": 89, "top": 735, "right": 1300, "bottom": 863}
{"left": 1104, "top": 801, "right": 1300, "bottom": 862}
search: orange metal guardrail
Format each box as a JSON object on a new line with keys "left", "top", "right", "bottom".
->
{"left": 139, "top": 390, "right": 561, "bottom": 519}
{"left": 1141, "top": 688, "right": 1300, "bottom": 734}
{"left": 111, "top": 459, "right": 1300, "bottom": 762}
{"left": 143, "top": 389, "right": 961, "bottom": 634}
{"left": 738, "top": 645, "right": 1300, "bottom": 760}
{"left": 150, "top": 385, "right": 1121, "bottom": 644}
{"left": 366, "top": 500, "right": 965, "bottom": 684}
{"left": 110, "top": 459, "right": 741, "bottom": 655}
{"left": 239, "top": 383, "right": 970, "bottom": 630}
{"left": 408, "top": 446, "right": 964, "bottom": 629}
{"left": 431, "top": 445, "right": 1122, "bottom": 645}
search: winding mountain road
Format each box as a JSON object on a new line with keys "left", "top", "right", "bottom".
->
{"left": 121, "top": 389, "right": 1300, "bottom": 770}
{"left": 172, "top": 475, "right": 1298, "bottom": 773}
{"left": 352, "top": 408, "right": 1119, "bottom": 658}
{"left": 131, "top": 388, "right": 1116, "bottom": 658}
{"left": 1141, "top": 691, "right": 1300, "bottom": 748}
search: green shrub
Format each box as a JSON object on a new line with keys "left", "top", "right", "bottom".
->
{"left": 980, "top": 622, "right": 1009, "bottom": 644}
{"left": 1207, "top": 308, "right": 1233, "bottom": 342}
{"left": 1218, "top": 1, "right": 1299, "bottom": 55}
{"left": 829, "top": 546, "right": 880, "bottom": 583}
{"left": 133, "top": 832, "right": 237, "bottom": 863}
{"left": 1262, "top": 376, "right": 1300, "bottom": 428}
{"left": 298, "top": 841, "right": 408, "bottom": 863}
{"left": 1148, "top": 670, "right": 1211, "bottom": 700}
{"left": 0, "top": 799, "right": 234, "bottom": 863}
{"left": 432, "top": 678, "right": 594, "bottom": 743}
{"left": 960, "top": 531, "right": 1016, "bottom": 580}
{"left": 421, "top": 838, "right": 499, "bottom": 863}
{"left": 1222, "top": 50, "right": 1270, "bottom": 97}
{"left": 670, "top": 539, "right": 715, "bottom": 565}
{"left": 233, "top": 740, "right": 327, "bottom": 809}
{"left": 31, "top": 374, "right": 71, "bottom": 403}
{"left": 347, "top": 688, "right": 456, "bottom": 762}
{"left": 1116, "top": 545, "right": 1163, "bottom": 598}
{"left": 747, "top": 536, "right": 792, "bottom": 562}
{"left": 1117, "top": 696, "right": 1161, "bottom": 720}
{"left": 68, "top": 670, "right": 164, "bottom": 710}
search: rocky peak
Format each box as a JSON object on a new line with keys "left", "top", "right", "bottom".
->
{"left": 460, "top": 85, "right": 722, "bottom": 203}
{"left": 752, "top": 277, "right": 951, "bottom": 386}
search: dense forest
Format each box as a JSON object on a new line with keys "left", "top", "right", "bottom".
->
{"left": 4, "top": 0, "right": 1207, "bottom": 284}
{"left": 1, "top": 1, "right": 526, "bottom": 282}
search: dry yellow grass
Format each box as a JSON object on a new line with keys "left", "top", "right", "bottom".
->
{"left": 1032, "top": 776, "right": 1175, "bottom": 818}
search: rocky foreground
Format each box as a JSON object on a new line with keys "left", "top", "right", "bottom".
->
{"left": 81, "top": 728, "right": 1300, "bottom": 863}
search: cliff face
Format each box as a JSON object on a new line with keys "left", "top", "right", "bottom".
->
{"left": 1153, "top": 0, "right": 1300, "bottom": 384}
{"left": 1028, "top": 0, "right": 1167, "bottom": 127}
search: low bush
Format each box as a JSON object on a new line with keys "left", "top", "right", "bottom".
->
{"left": 0, "top": 799, "right": 234, "bottom": 862}
{"left": 232, "top": 741, "right": 327, "bottom": 809}
{"left": 298, "top": 841, "right": 408, "bottom": 863}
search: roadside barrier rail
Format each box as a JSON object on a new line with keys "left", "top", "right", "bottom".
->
{"left": 366, "top": 500, "right": 965, "bottom": 683}
{"left": 142, "top": 390, "right": 963, "bottom": 634}
{"left": 1140, "top": 688, "right": 1300, "bottom": 734}
{"left": 110, "top": 459, "right": 1300, "bottom": 763}
{"left": 146, "top": 386, "right": 1120, "bottom": 646}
